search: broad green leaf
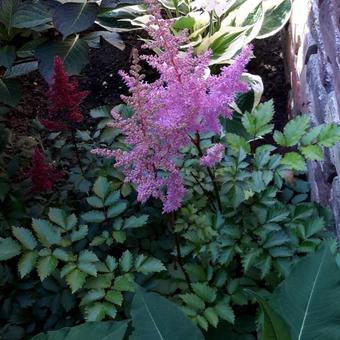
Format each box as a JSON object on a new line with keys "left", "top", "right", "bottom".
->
{"left": 0, "top": 0, "right": 20, "bottom": 29}
{"left": 66, "top": 269, "right": 87, "bottom": 293}
{"left": 271, "top": 244, "right": 340, "bottom": 340}
{"left": 0, "top": 237, "right": 21, "bottom": 260}
{"left": 12, "top": 1, "right": 52, "bottom": 28}
{"left": 37, "top": 255, "right": 58, "bottom": 281}
{"left": 93, "top": 177, "right": 110, "bottom": 199}
{"left": 281, "top": 152, "right": 306, "bottom": 171}
{"left": 53, "top": 248, "right": 72, "bottom": 262}
{"left": 191, "top": 283, "right": 217, "bottom": 303}
{"left": 0, "top": 78, "right": 21, "bottom": 107}
{"left": 0, "top": 45, "right": 16, "bottom": 68}
{"left": 81, "top": 211, "right": 105, "bottom": 223}
{"left": 84, "top": 31, "right": 125, "bottom": 50}
{"left": 53, "top": 2, "right": 99, "bottom": 38}
{"left": 131, "top": 286, "right": 204, "bottom": 340}
{"left": 248, "top": 290, "right": 290, "bottom": 340}
{"left": 12, "top": 226, "right": 37, "bottom": 250}
{"left": 317, "top": 123, "right": 340, "bottom": 147}
{"left": 31, "top": 320, "right": 128, "bottom": 340}
{"left": 257, "top": 0, "right": 292, "bottom": 39}
{"left": 4, "top": 61, "right": 38, "bottom": 78}
{"left": 18, "top": 251, "right": 38, "bottom": 278}
{"left": 35, "top": 35, "right": 89, "bottom": 82}
{"left": 124, "top": 215, "right": 149, "bottom": 229}
{"left": 299, "top": 145, "right": 323, "bottom": 161}
{"left": 32, "top": 219, "right": 62, "bottom": 246}
{"left": 119, "top": 250, "right": 133, "bottom": 272}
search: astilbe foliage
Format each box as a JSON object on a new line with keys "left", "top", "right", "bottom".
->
{"left": 27, "top": 147, "right": 63, "bottom": 192}
{"left": 41, "top": 56, "right": 88, "bottom": 131}
{"left": 94, "top": 2, "right": 251, "bottom": 213}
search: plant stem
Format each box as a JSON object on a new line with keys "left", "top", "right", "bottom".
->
{"left": 170, "top": 212, "right": 192, "bottom": 291}
{"left": 191, "top": 132, "right": 222, "bottom": 212}
{"left": 209, "top": 11, "right": 214, "bottom": 36}
{"left": 71, "top": 129, "right": 84, "bottom": 177}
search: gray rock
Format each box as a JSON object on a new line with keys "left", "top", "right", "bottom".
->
{"left": 286, "top": 0, "right": 340, "bottom": 238}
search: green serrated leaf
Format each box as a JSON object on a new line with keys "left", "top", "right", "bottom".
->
{"left": 191, "top": 283, "right": 217, "bottom": 303}
{"left": 135, "top": 256, "right": 166, "bottom": 275}
{"left": 93, "top": 177, "right": 110, "bottom": 199}
{"left": 0, "top": 237, "right": 21, "bottom": 260}
{"left": 81, "top": 211, "right": 106, "bottom": 223}
{"left": 32, "top": 219, "right": 62, "bottom": 246}
{"left": 107, "top": 202, "right": 128, "bottom": 218}
{"left": 281, "top": 152, "right": 306, "bottom": 171}
{"left": 105, "top": 290, "right": 123, "bottom": 306}
{"left": 180, "top": 294, "right": 205, "bottom": 311}
{"left": 87, "top": 196, "right": 104, "bottom": 208}
{"left": 66, "top": 269, "right": 87, "bottom": 293}
{"left": 119, "top": 250, "right": 133, "bottom": 272}
{"left": 123, "top": 215, "right": 149, "bottom": 229}
{"left": 283, "top": 115, "right": 310, "bottom": 146}
{"left": 18, "top": 251, "right": 38, "bottom": 278}
{"left": 299, "top": 145, "right": 323, "bottom": 161}
{"left": 12, "top": 227, "right": 37, "bottom": 250}
{"left": 317, "top": 123, "right": 340, "bottom": 147}
{"left": 71, "top": 225, "right": 88, "bottom": 242}
{"left": 203, "top": 307, "right": 219, "bottom": 327}
{"left": 79, "top": 250, "right": 99, "bottom": 263}
{"left": 48, "top": 208, "right": 67, "bottom": 229}
{"left": 37, "top": 255, "right": 58, "bottom": 281}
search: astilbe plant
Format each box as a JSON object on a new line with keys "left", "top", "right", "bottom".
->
{"left": 93, "top": 2, "right": 251, "bottom": 213}
{"left": 27, "top": 147, "right": 63, "bottom": 193}
{"left": 41, "top": 56, "right": 88, "bottom": 132}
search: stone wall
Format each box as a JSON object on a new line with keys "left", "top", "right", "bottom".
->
{"left": 285, "top": 0, "right": 340, "bottom": 237}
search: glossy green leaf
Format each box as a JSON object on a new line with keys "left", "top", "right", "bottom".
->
{"left": 271, "top": 244, "right": 340, "bottom": 340}
{"left": 131, "top": 286, "right": 204, "bottom": 340}
{"left": 31, "top": 320, "right": 128, "bottom": 340}
{"left": 53, "top": 2, "right": 99, "bottom": 38}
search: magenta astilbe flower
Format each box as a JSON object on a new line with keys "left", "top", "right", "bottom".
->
{"left": 27, "top": 147, "right": 63, "bottom": 193}
{"left": 94, "top": 2, "right": 251, "bottom": 212}
{"left": 200, "top": 143, "right": 225, "bottom": 167}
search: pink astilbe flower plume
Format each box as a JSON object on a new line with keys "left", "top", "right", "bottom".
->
{"left": 41, "top": 56, "right": 88, "bottom": 131}
{"left": 27, "top": 147, "right": 63, "bottom": 193}
{"left": 200, "top": 143, "right": 225, "bottom": 167}
{"left": 93, "top": 1, "right": 251, "bottom": 212}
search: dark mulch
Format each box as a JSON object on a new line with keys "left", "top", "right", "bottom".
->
{"left": 248, "top": 32, "right": 290, "bottom": 130}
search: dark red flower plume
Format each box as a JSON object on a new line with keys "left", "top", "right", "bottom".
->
{"left": 27, "top": 147, "right": 63, "bottom": 193}
{"left": 41, "top": 56, "right": 88, "bottom": 131}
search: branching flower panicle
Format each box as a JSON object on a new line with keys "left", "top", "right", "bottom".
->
{"left": 41, "top": 56, "right": 88, "bottom": 131}
{"left": 27, "top": 147, "right": 63, "bottom": 193}
{"left": 94, "top": 2, "right": 251, "bottom": 212}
